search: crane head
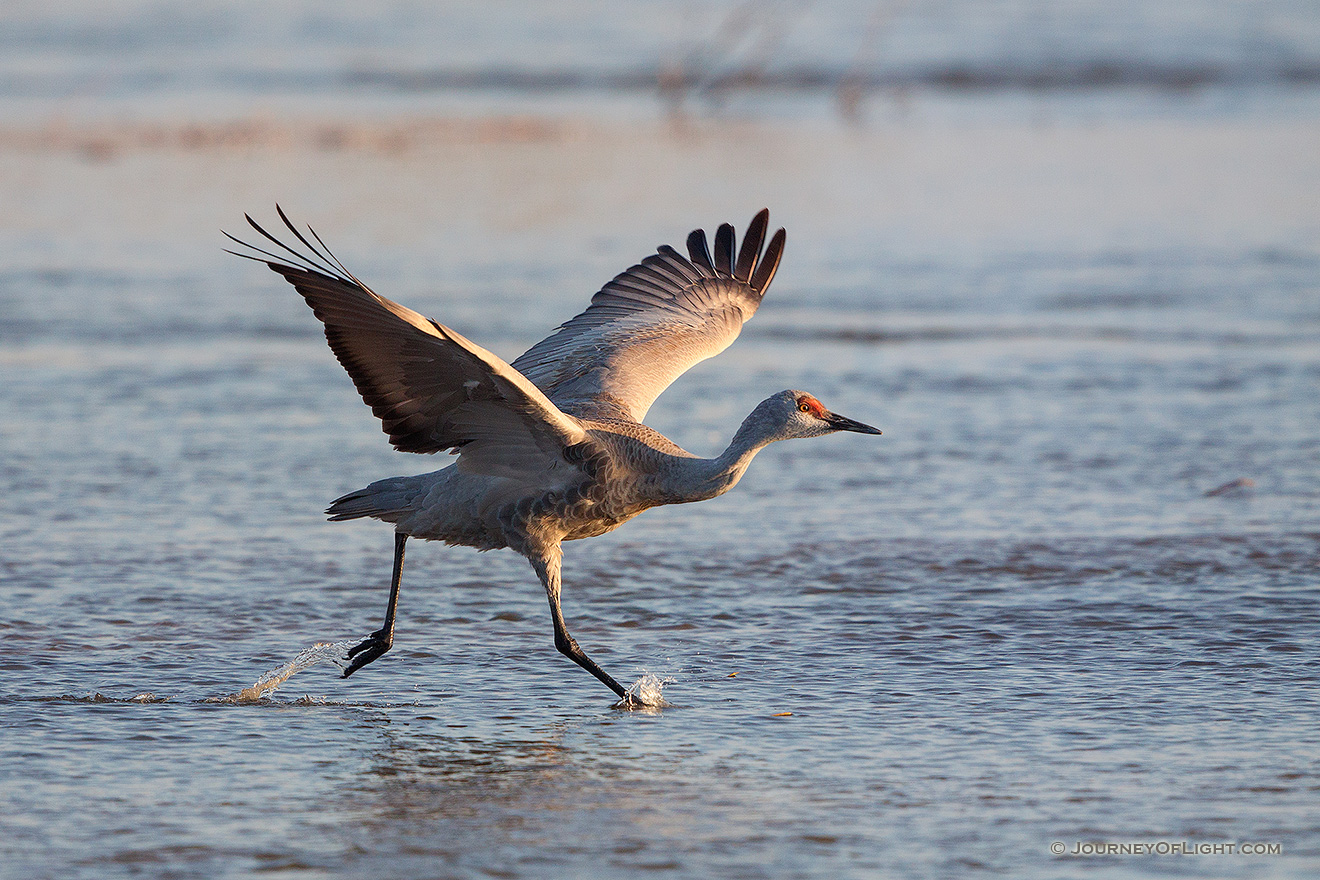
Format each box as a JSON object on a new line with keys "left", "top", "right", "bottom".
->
{"left": 757, "top": 390, "right": 882, "bottom": 441}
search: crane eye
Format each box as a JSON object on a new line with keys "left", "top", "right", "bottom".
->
{"left": 798, "top": 403, "right": 812, "bottom": 413}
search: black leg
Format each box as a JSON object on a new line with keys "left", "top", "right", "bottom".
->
{"left": 547, "top": 594, "right": 633, "bottom": 701}
{"left": 532, "top": 549, "right": 638, "bottom": 706}
{"left": 344, "top": 531, "right": 407, "bottom": 678}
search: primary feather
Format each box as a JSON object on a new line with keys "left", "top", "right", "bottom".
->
{"left": 511, "top": 209, "right": 785, "bottom": 422}
{"left": 227, "top": 212, "right": 589, "bottom": 484}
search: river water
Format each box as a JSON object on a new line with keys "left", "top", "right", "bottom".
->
{"left": 1, "top": 2, "right": 1318, "bottom": 878}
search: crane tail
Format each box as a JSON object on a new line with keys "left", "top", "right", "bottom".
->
{"left": 326, "top": 477, "right": 422, "bottom": 523}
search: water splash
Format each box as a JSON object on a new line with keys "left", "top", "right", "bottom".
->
{"left": 221, "top": 640, "right": 356, "bottom": 704}
{"left": 130, "top": 692, "right": 167, "bottom": 703}
{"left": 615, "top": 673, "right": 674, "bottom": 710}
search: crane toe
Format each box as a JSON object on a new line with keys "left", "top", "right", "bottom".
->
{"left": 611, "top": 693, "right": 647, "bottom": 710}
{"left": 342, "top": 628, "right": 393, "bottom": 677}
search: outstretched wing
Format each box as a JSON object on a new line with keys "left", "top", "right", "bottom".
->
{"left": 510, "top": 210, "right": 786, "bottom": 422}
{"left": 226, "top": 208, "right": 590, "bottom": 482}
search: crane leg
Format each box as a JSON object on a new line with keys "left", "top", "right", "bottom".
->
{"left": 343, "top": 531, "right": 407, "bottom": 677}
{"left": 533, "top": 551, "right": 639, "bottom": 707}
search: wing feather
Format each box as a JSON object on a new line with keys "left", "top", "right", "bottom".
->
{"left": 228, "top": 210, "right": 590, "bottom": 482}
{"left": 713, "top": 223, "right": 735, "bottom": 275}
{"left": 750, "top": 227, "right": 786, "bottom": 293}
{"left": 687, "top": 228, "right": 715, "bottom": 273}
{"left": 511, "top": 210, "right": 786, "bottom": 422}
{"left": 734, "top": 209, "right": 767, "bottom": 282}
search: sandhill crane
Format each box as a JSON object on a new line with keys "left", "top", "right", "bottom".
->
{"left": 227, "top": 208, "right": 881, "bottom": 706}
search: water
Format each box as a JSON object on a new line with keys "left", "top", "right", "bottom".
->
{"left": 221, "top": 640, "right": 359, "bottom": 703}
{"left": 2, "top": 2, "right": 1320, "bottom": 878}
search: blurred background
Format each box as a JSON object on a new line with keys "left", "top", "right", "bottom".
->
{"left": 2, "top": 2, "right": 1318, "bottom": 879}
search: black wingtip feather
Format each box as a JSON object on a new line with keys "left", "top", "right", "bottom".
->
{"left": 687, "top": 228, "right": 714, "bottom": 272}
{"left": 225, "top": 207, "right": 380, "bottom": 298}
{"left": 750, "top": 227, "right": 786, "bottom": 294}
{"left": 734, "top": 209, "right": 769, "bottom": 283}
{"left": 224, "top": 227, "right": 320, "bottom": 275}
{"left": 235, "top": 211, "right": 334, "bottom": 278}
{"left": 275, "top": 204, "right": 355, "bottom": 284}
{"left": 713, "top": 223, "right": 735, "bottom": 276}
{"left": 673, "top": 211, "right": 783, "bottom": 291}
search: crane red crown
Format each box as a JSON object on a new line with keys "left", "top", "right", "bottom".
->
{"left": 796, "top": 394, "right": 828, "bottom": 418}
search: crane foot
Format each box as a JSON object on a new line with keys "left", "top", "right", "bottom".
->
{"left": 611, "top": 693, "right": 646, "bottom": 710}
{"left": 342, "top": 628, "right": 392, "bottom": 677}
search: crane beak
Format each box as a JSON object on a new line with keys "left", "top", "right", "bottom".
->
{"left": 825, "top": 412, "right": 882, "bottom": 435}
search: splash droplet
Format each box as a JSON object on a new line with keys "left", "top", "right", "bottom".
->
{"left": 222, "top": 640, "right": 356, "bottom": 703}
{"left": 615, "top": 673, "right": 674, "bottom": 709}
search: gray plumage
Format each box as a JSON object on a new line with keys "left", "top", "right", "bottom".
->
{"left": 227, "top": 208, "right": 880, "bottom": 706}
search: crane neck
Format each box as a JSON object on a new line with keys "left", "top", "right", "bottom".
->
{"left": 668, "top": 409, "right": 780, "bottom": 504}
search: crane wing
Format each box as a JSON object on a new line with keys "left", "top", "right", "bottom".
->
{"left": 227, "top": 209, "right": 591, "bottom": 482}
{"left": 510, "top": 210, "right": 786, "bottom": 422}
